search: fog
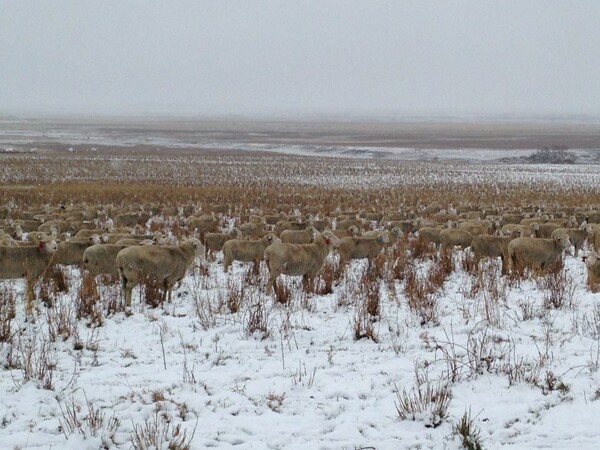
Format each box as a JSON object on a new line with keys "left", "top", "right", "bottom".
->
{"left": 1, "top": 1, "right": 599, "bottom": 118}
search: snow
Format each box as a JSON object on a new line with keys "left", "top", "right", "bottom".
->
{"left": 2, "top": 248, "right": 600, "bottom": 449}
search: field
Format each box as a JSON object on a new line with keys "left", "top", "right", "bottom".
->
{"left": 2, "top": 119, "right": 600, "bottom": 449}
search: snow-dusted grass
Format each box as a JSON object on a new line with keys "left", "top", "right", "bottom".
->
{"left": 2, "top": 246, "right": 600, "bottom": 449}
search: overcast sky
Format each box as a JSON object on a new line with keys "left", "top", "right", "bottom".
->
{"left": 1, "top": 1, "right": 599, "bottom": 118}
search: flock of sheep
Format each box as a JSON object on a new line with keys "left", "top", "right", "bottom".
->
{"left": 2, "top": 202, "right": 600, "bottom": 318}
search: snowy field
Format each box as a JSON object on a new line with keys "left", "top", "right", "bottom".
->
{"left": 1, "top": 120, "right": 600, "bottom": 449}
{"left": 1, "top": 239, "right": 600, "bottom": 449}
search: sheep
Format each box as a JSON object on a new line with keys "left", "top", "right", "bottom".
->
{"left": 396, "top": 220, "right": 418, "bottom": 235}
{"left": 280, "top": 226, "right": 318, "bottom": 244}
{"left": 585, "top": 252, "right": 600, "bottom": 292}
{"left": 239, "top": 222, "right": 267, "bottom": 239}
{"left": 222, "top": 233, "right": 280, "bottom": 274}
{"left": 440, "top": 228, "right": 473, "bottom": 249}
{"left": 418, "top": 226, "right": 443, "bottom": 248}
{"left": 13, "top": 219, "right": 42, "bottom": 232}
{"left": 458, "top": 220, "right": 492, "bottom": 236}
{"left": 501, "top": 223, "right": 534, "bottom": 238}
{"left": 364, "top": 227, "right": 402, "bottom": 246}
{"left": 82, "top": 244, "right": 130, "bottom": 277}
{"left": 114, "top": 232, "right": 163, "bottom": 246}
{"left": 53, "top": 236, "right": 101, "bottom": 267}
{"left": 0, "top": 240, "right": 59, "bottom": 315}
{"left": 0, "top": 224, "right": 23, "bottom": 240}
{"left": 0, "top": 234, "right": 19, "bottom": 246}
{"left": 508, "top": 233, "right": 571, "bottom": 273}
{"left": 187, "top": 214, "right": 218, "bottom": 239}
{"left": 116, "top": 238, "right": 203, "bottom": 306}
{"left": 203, "top": 228, "right": 242, "bottom": 259}
{"left": 274, "top": 220, "right": 293, "bottom": 235}
{"left": 38, "top": 220, "right": 72, "bottom": 234}
{"left": 263, "top": 212, "right": 288, "bottom": 225}
{"left": 66, "top": 234, "right": 102, "bottom": 245}
{"left": 470, "top": 234, "right": 514, "bottom": 274}
{"left": 338, "top": 231, "right": 390, "bottom": 268}
{"left": 311, "top": 218, "right": 331, "bottom": 232}
{"left": 264, "top": 231, "right": 341, "bottom": 293}
{"left": 551, "top": 227, "right": 588, "bottom": 256}
{"left": 116, "top": 211, "right": 150, "bottom": 228}
{"left": 587, "top": 224, "right": 600, "bottom": 252}
{"left": 331, "top": 225, "right": 359, "bottom": 239}
{"left": 336, "top": 218, "right": 364, "bottom": 232}
{"left": 75, "top": 228, "right": 106, "bottom": 239}
{"left": 530, "top": 222, "right": 561, "bottom": 239}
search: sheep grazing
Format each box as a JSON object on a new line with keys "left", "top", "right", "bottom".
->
{"left": 585, "top": 252, "right": 600, "bottom": 292}
{"left": 116, "top": 238, "right": 203, "bottom": 306}
{"left": 440, "top": 228, "right": 473, "bottom": 249}
{"left": 203, "top": 228, "right": 242, "bottom": 259}
{"left": 222, "top": 233, "right": 280, "bottom": 274}
{"left": 0, "top": 240, "right": 59, "bottom": 315}
{"left": 83, "top": 244, "right": 129, "bottom": 277}
{"left": 339, "top": 231, "right": 390, "bottom": 268}
{"left": 280, "top": 226, "right": 317, "bottom": 245}
{"left": 264, "top": 231, "right": 341, "bottom": 293}
{"left": 470, "top": 234, "right": 514, "bottom": 274}
{"left": 508, "top": 233, "right": 571, "bottom": 273}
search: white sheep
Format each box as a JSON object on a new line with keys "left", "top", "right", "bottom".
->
{"left": 264, "top": 231, "right": 341, "bottom": 293}
{"left": 280, "top": 226, "right": 317, "bottom": 245}
{"left": 222, "top": 234, "right": 280, "bottom": 274}
{"left": 116, "top": 238, "right": 203, "bottom": 306}
{"left": 0, "top": 240, "right": 58, "bottom": 315}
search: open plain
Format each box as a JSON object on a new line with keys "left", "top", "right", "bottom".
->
{"left": 1, "top": 119, "right": 600, "bottom": 449}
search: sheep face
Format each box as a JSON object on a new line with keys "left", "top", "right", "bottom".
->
{"left": 40, "top": 240, "right": 58, "bottom": 254}
{"left": 185, "top": 238, "right": 204, "bottom": 257}
{"left": 320, "top": 231, "right": 341, "bottom": 248}
{"left": 554, "top": 232, "right": 571, "bottom": 251}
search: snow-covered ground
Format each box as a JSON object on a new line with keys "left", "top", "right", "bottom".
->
{"left": 1, "top": 246, "right": 600, "bottom": 449}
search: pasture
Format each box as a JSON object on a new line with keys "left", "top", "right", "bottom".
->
{"left": 1, "top": 140, "right": 600, "bottom": 449}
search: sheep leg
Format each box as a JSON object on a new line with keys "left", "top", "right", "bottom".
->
{"left": 252, "top": 259, "right": 260, "bottom": 275}
{"left": 267, "top": 272, "right": 279, "bottom": 294}
{"left": 302, "top": 274, "right": 314, "bottom": 293}
{"left": 120, "top": 272, "right": 135, "bottom": 307}
{"left": 499, "top": 256, "right": 507, "bottom": 276}
{"left": 24, "top": 278, "right": 36, "bottom": 320}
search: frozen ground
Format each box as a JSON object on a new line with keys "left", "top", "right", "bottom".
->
{"left": 1, "top": 248, "right": 600, "bottom": 449}
{"left": 1, "top": 118, "right": 600, "bottom": 163}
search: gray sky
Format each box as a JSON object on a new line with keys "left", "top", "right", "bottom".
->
{"left": 1, "top": 1, "right": 599, "bottom": 118}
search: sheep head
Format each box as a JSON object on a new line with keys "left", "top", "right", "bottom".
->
{"left": 585, "top": 252, "right": 599, "bottom": 266}
{"left": 319, "top": 231, "right": 341, "bottom": 248}
{"left": 39, "top": 239, "right": 58, "bottom": 254}
{"left": 553, "top": 232, "right": 571, "bottom": 250}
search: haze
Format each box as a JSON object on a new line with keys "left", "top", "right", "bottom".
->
{"left": 1, "top": 1, "right": 599, "bottom": 118}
